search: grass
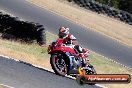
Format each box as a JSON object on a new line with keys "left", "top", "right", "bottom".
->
{"left": 0, "top": 31, "right": 132, "bottom": 88}
{"left": 0, "top": 32, "right": 56, "bottom": 57}
{"left": 89, "top": 52, "right": 132, "bottom": 74}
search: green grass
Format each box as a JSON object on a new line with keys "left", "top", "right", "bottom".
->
{"left": 1, "top": 39, "right": 47, "bottom": 57}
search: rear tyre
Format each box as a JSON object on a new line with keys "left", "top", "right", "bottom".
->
{"left": 50, "top": 53, "right": 68, "bottom": 76}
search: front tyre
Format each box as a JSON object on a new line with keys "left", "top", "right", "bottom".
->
{"left": 86, "top": 64, "right": 96, "bottom": 85}
{"left": 50, "top": 53, "right": 68, "bottom": 76}
{"left": 76, "top": 75, "right": 85, "bottom": 85}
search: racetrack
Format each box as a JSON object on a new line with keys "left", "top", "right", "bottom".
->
{"left": 0, "top": 56, "right": 101, "bottom": 88}
{"left": 0, "top": 0, "right": 132, "bottom": 66}
{"left": 0, "top": 0, "right": 131, "bottom": 87}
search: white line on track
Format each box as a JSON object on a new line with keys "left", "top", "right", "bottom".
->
{"left": 0, "top": 54, "right": 107, "bottom": 88}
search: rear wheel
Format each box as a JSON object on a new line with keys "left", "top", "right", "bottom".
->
{"left": 50, "top": 53, "right": 68, "bottom": 76}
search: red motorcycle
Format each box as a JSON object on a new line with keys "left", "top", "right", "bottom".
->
{"left": 48, "top": 38, "right": 96, "bottom": 76}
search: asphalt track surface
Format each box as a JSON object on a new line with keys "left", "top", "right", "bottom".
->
{"left": 0, "top": 0, "right": 132, "bottom": 67}
{"left": 0, "top": 56, "right": 101, "bottom": 88}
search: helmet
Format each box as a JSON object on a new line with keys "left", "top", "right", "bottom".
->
{"left": 58, "top": 26, "right": 69, "bottom": 38}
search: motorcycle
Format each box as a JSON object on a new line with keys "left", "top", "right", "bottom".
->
{"left": 47, "top": 38, "right": 96, "bottom": 77}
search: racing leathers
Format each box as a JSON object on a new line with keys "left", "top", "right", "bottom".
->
{"left": 59, "top": 33, "right": 90, "bottom": 61}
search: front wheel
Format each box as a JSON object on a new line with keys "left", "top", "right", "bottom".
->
{"left": 86, "top": 64, "right": 96, "bottom": 85}
{"left": 50, "top": 53, "right": 68, "bottom": 76}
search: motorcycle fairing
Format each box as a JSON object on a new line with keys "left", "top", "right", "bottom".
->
{"left": 64, "top": 52, "right": 82, "bottom": 72}
{"left": 49, "top": 45, "right": 77, "bottom": 55}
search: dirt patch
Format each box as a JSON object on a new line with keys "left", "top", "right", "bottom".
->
{"left": 0, "top": 32, "right": 56, "bottom": 72}
{"left": 0, "top": 85, "right": 10, "bottom": 88}
{"left": 28, "top": 0, "right": 132, "bottom": 46}
{"left": 0, "top": 39, "right": 52, "bottom": 71}
{"left": 0, "top": 47, "right": 52, "bottom": 70}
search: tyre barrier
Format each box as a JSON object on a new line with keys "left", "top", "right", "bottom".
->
{"left": 0, "top": 11, "right": 46, "bottom": 45}
{"left": 71, "top": 0, "right": 132, "bottom": 25}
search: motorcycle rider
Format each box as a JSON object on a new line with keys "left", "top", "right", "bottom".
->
{"left": 58, "top": 26, "right": 90, "bottom": 61}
